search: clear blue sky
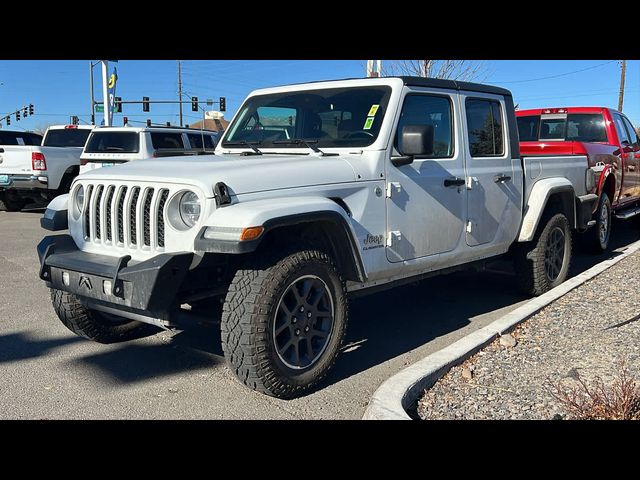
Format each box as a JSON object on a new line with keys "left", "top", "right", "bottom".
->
{"left": 1, "top": 60, "right": 638, "bottom": 131}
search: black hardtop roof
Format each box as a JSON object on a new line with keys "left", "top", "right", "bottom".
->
{"left": 271, "top": 76, "right": 512, "bottom": 98}
{"left": 397, "top": 76, "right": 512, "bottom": 97}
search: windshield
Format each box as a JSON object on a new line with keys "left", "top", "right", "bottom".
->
{"left": 43, "top": 128, "right": 91, "bottom": 147}
{"left": 84, "top": 131, "right": 140, "bottom": 153}
{"left": 222, "top": 86, "right": 392, "bottom": 149}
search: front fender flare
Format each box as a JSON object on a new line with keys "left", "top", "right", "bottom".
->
{"left": 195, "top": 196, "right": 366, "bottom": 282}
{"left": 40, "top": 194, "right": 69, "bottom": 231}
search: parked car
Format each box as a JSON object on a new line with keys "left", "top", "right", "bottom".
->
{"left": 0, "top": 130, "right": 43, "bottom": 146}
{"left": 79, "top": 125, "right": 219, "bottom": 174}
{"left": 38, "top": 77, "right": 597, "bottom": 398}
{"left": 0, "top": 125, "right": 92, "bottom": 211}
{"left": 517, "top": 107, "right": 640, "bottom": 252}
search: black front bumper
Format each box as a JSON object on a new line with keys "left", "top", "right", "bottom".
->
{"left": 37, "top": 235, "right": 193, "bottom": 318}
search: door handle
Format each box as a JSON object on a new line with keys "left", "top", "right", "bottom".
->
{"left": 493, "top": 173, "right": 511, "bottom": 183}
{"left": 444, "top": 177, "right": 465, "bottom": 187}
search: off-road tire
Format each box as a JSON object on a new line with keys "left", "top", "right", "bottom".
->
{"left": 514, "top": 213, "right": 572, "bottom": 296}
{"left": 584, "top": 193, "right": 611, "bottom": 254}
{"left": 0, "top": 192, "right": 26, "bottom": 212}
{"left": 51, "top": 288, "right": 156, "bottom": 343}
{"left": 221, "top": 248, "right": 348, "bottom": 399}
{"left": 56, "top": 172, "right": 76, "bottom": 196}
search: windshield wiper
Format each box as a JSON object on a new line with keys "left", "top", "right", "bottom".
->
{"left": 272, "top": 139, "right": 338, "bottom": 156}
{"left": 223, "top": 140, "right": 262, "bottom": 155}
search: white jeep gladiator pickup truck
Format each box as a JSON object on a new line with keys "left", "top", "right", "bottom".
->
{"left": 0, "top": 125, "right": 92, "bottom": 211}
{"left": 37, "top": 77, "right": 597, "bottom": 398}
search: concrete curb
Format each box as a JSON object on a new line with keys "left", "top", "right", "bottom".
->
{"left": 362, "top": 239, "right": 640, "bottom": 420}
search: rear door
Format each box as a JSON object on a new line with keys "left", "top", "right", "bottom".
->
{"left": 611, "top": 112, "right": 640, "bottom": 203}
{"left": 620, "top": 114, "right": 640, "bottom": 200}
{"left": 461, "top": 94, "right": 521, "bottom": 247}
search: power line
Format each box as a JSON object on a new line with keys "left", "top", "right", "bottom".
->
{"left": 491, "top": 60, "right": 617, "bottom": 84}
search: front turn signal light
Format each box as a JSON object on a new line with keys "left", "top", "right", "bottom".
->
{"left": 240, "top": 226, "right": 264, "bottom": 242}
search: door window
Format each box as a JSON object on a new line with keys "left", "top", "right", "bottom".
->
{"left": 612, "top": 113, "right": 631, "bottom": 145}
{"left": 395, "top": 94, "right": 454, "bottom": 158}
{"left": 465, "top": 99, "right": 504, "bottom": 157}
{"left": 621, "top": 116, "right": 640, "bottom": 145}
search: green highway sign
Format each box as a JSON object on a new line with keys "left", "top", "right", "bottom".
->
{"left": 95, "top": 105, "right": 104, "bottom": 113}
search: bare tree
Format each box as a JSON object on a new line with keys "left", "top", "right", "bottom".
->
{"left": 33, "top": 123, "right": 55, "bottom": 135}
{"left": 382, "top": 60, "right": 488, "bottom": 82}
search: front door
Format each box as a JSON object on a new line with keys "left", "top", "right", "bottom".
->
{"left": 616, "top": 113, "right": 640, "bottom": 202}
{"left": 385, "top": 90, "right": 466, "bottom": 262}
{"left": 462, "top": 95, "right": 521, "bottom": 247}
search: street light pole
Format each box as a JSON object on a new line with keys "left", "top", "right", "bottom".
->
{"left": 89, "top": 61, "right": 95, "bottom": 125}
{"left": 178, "top": 60, "right": 183, "bottom": 127}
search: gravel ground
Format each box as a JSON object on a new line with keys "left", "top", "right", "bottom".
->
{"left": 418, "top": 250, "right": 640, "bottom": 420}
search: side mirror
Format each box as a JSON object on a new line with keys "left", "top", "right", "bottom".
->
{"left": 620, "top": 141, "right": 632, "bottom": 153}
{"left": 400, "top": 124, "right": 434, "bottom": 156}
{"left": 391, "top": 124, "right": 435, "bottom": 167}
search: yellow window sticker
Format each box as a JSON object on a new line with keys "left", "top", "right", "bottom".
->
{"left": 363, "top": 117, "right": 375, "bottom": 130}
{"left": 367, "top": 104, "right": 380, "bottom": 117}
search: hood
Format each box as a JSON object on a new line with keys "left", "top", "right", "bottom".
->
{"left": 77, "top": 153, "right": 357, "bottom": 197}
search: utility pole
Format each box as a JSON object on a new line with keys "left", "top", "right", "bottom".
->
{"left": 101, "top": 60, "right": 110, "bottom": 126}
{"left": 89, "top": 61, "right": 95, "bottom": 125}
{"left": 367, "top": 60, "right": 382, "bottom": 77}
{"left": 178, "top": 60, "right": 183, "bottom": 127}
{"left": 618, "top": 60, "right": 627, "bottom": 112}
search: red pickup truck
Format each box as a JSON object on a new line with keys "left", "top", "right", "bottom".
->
{"left": 517, "top": 107, "right": 640, "bottom": 252}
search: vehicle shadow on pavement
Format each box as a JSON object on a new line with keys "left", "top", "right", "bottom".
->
{"left": 322, "top": 269, "right": 528, "bottom": 390}
{"left": 68, "top": 321, "right": 223, "bottom": 383}
{"left": 320, "top": 220, "right": 640, "bottom": 392}
{"left": 0, "top": 331, "right": 82, "bottom": 363}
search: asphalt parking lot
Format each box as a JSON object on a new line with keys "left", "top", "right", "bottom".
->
{"left": 1, "top": 206, "right": 638, "bottom": 419}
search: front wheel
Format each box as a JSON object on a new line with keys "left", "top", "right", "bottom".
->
{"left": 514, "top": 213, "right": 572, "bottom": 296}
{"left": 51, "top": 289, "right": 156, "bottom": 343}
{"left": 221, "top": 249, "right": 348, "bottom": 399}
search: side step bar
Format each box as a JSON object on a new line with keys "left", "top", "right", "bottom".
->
{"left": 615, "top": 206, "right": 640, "bottom": 220}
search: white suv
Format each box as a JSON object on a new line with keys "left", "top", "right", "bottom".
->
{"left": 80, "top": 126, "right": 219, "bottom": 173}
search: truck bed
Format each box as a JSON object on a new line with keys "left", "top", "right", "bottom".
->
{"left": 522, "top": 154, "right": 589, "bottom": 200}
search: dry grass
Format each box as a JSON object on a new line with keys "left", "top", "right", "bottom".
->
{"left": 545, "top": 361, "right": 640, "bottom": 420}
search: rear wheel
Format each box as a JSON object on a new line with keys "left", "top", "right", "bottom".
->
{"left": 51, "top": 289, "right": 157, "bottom": 343}
{"left": 221, "top": 248, "right": 348, "bottom": 399}
{"left": 0, "top": 191, "right": 26, "bottom": 212}
{"left": 584, "top": 194, "right": 611, "bottom": 254}
{"left": 514, "top": 213, "right": 572, "bottom": 296}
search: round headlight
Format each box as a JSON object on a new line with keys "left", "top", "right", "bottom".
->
{"left": 72, "top": 185, "right": 84, "bottom": 220}
{"left": 179, "top": 191, "right": 201, "bottom": 228}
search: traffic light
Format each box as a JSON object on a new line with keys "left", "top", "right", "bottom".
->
{"left": 6, "top": 116, "right": 10, "bottom": 126}
{"left": 16, "top": 110, "right": 20, "bottom": 121}
{"left": 191, "top": 96, "right": 198, "bottom": 112}
{"left": 29, "top": 104, "right": 34, "bottom": 116}
{"left": 71, "top": 115, "right": 79, "bottom": 125}
{"left": 219, "top": 97, "right": 226, "bottom": 112}
{"left": 23, "top": 107, "right": 28, "bottom": 118}
{"left": 146, "top": 119, "right": 151, "bottom": 127}
{"left": 123, "top": 116, "right": 128, "bottom": 125}
{"left": 142, "top": 96, "right": 150, "bottom": 112}
{"left": 115, "top": 96, "right": 122, "bottom": 113}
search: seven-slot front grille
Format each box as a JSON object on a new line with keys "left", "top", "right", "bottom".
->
{"left": 81, "top": 183, "right": 170, "bottom": 250}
